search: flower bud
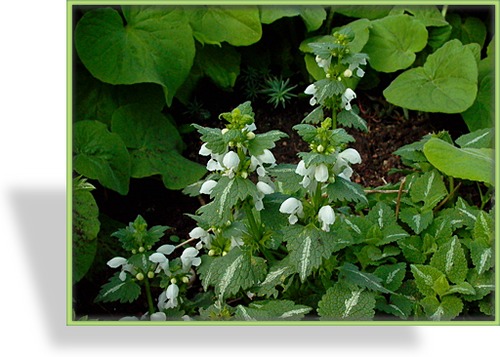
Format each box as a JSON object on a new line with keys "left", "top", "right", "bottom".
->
{"left": 138, "top": 246, "right": 145, "bottom": 253}
{"left": 222, "top": 251, "right": 228, "bottom": 256}
{"left": 317, "top": 144, "right": 325, "bottom": 153}
{"left": 147, "top": 271, "right": 155, "bottom": 279}
{"left": 221, "top": 128, "right": 229, "bottom": 135}
{"left": 241, "top": 171, "right": 248, "bottom": 179}
{"left": 208, "top": 249, "right": 216, "bottom": 256}
{"left": 246, "top": 131, "right": 256, "bottom": 140}
{"left": 182, "top": 276, "right": 190, "bottom": 284}
{"left": 132, "top": 249, "right": 137, "bottom": 254}
{"left": 170, "top": 277, "right": 177, "bottom": 285}
{"left": 136, "top": 272, "right": 144, "bottom": 281}
{"left": 343, "top": 69, "right": 353, "bottom": 78}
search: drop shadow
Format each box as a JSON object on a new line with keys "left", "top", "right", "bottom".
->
{"left": 10, "top": 187, "right": 419, "bottom": 350}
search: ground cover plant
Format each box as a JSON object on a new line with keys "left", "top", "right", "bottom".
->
{"left": 70, "top": 3, "right": 496, "bottom": 323}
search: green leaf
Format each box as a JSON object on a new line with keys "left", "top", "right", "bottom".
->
{"left": 268, "top": 165, "right": 302, "bottom": 194}
{"left": 430, "top": 237, "right": 468, "bottom": 284}
{"left": 447, "top": 14, "right": 487, "bottom": 48}
{"left": 111, "top": 104, "right": 206, "bottom": 190}
{"left": 411, "top": 264, "right": 447, "bottom": 296}
{"left": 75, "top": 7, "right": 195, "bottom": 106}
{"left": 389, "top": 5, "right": 448, "bottom": 27}
{"left": 111, "top": 215, "right": 169, "bottom": 252}
{"left": 74, "top": 120, "right": 131, "bottom": 195}
{"left": 326, "top": 177, "right": 368, "bottom": 205}
{"left": 95, "top": 272, "right": 142, "bottom": 304}
{"left": 235, "top": 300, "right": 312, "bottom": 321}
{"left": 259, "top": 5, "right": 326, "bottom": 32}
{"left": 339, "top": 263, "right": 394, "bottom": 294}
{"left": 363, "top": 15, "right": 428, "bottom": 72}
{"left": 366, "top": 202, "right": 410, "bottom": 245}
{"left": 189, "top": 6, "right": 262, "bottom": 46}
{"left": 201, "top": 247, "right": 267, "bottom": 300}
{"left": 464, "top": 269, "right": 495, "bottom": 302}
{"left": 74, "top": 67, "right": 166, "bottom": 126}
{"left": 399, "top": 207, "right": 434, "bottom": 234}
{"left": 248, "top": 130, "right": 288, "bottom": 156}
{"left": 374, "top": 263, "right": 407, "bottom": 292}
{"left": 398, "top": 236, "right": 426, "bottom": 264}
{"left": 461, "top": 61, "right": 495, "bottom": 131}
{"left": 196, "top": 43, "right": 241, "bottom": 89}
{"left": 423, "top": 138, "right": 494, "bottom": 185}
{"left": 420, "top": 295, "right": 463, "bottom": 321}
{"left": 256, "top": 257, "right": 295, "bottom": 298}
{"left": 209, "top": 176, "right": 259, "bottom": 225}
{"left": 472, "top": 211, "right": 494, "bottom": 244}
{"left": 335, "top": 18, "right": 371, "bottom": 53}
{"left": 409, "top": 170, "right": 447, "bottom": 211}
{"left": 283, "top": 224, "right": 340, "bottom": 282}
{"left": 455, "top": 128, "right": 494, "bottom": 149}
{"left": 337, "top": 108, "right": 368, "bottom": 132}
{"left": 332, "top": 5, "right": 393, "bottom": 20}
{"left": 384, "top": 39, "right": 478, "bottom": 113}
{"left": 317, "top": 283, "right": 376, "bottom": 320}
{"left": 72, "top": 182, "right": 100, "bottom": 283}
{"left": 442, "top": 282, "right": 476, "bottom": 297}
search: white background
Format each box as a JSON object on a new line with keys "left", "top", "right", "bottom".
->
{"left": 0, "top": 1, "right": 497, "bottom": 355}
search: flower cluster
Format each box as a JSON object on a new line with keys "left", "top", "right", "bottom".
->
{"left": 195, "top": 104, "right": 282, "bottom": 212}
{"left": 304, "top": 29, "right": 368, "bottom": 114}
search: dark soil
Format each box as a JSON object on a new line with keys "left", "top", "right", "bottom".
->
{"left": 74, "top": 86, "right": 472, "bottom": 319}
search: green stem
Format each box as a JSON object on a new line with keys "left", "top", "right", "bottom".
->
{"left": 143, "top": 276, "right": 155, "bottom": 316}
{"left": 244, "top": 203, "right": 261, "bottom": 240}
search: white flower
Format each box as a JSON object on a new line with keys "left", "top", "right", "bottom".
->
{"left": 200, "top": 179, "right": 217, "bottom": 195}
{"left": 222, "top": 151, "right": 240, "bottom": 178}
{"left": 349, "top": 57, "right": 367, "bottom": 78}
{"left": 296, "top": 160, "right": 314, "bottom": 188}
{"left": 150, "top": 312, "right": 167, "bottom": 321}
{"left": 199, "top": 143, "right": 212, "bottom": 156}
{"left": 279, "top": 197, "right": 304, "bottom": 225}
{"left": 107, "top": 256, "right": 127, "bottom": 268}
{"left": 250, "top": 149, "right": 276, "bottom": 177}
{"left": 314, "top": 163, "right": 329, "bottom": 182}
{"left": 159, "top": 283, "right": 179, "bottom": 309}
{"left": 107, "top": 256, "right": 134, "bottom": 281}
{"left": 256, "top": 181, "right": 274, "bottom": 195}
{"left": 343, "top": 69, "right": 353, "bottom": 78}
{"left": 304, "top": 84, "right": 318, "bottom": 106}
{"left": 206, "top": 156, "right": 224, "bottom": 171}
{"left": 341, "top": 88, "right": 357, "bottom": 111}
{"left": 318, "top": 205, "right": 335, "bottom": 232}
{"left": 149, "top": 244, "right": 175, "bottom": 274}
{"left": 315, "top": 55, "right": 331, "bottom": 71}
{"left": 189, "top": 226, "right": 213, "bottom": 248}
{"left": 180, "top": 247, "right": 201, "bottom": 272}
{"left": 334, "top": 148, "right": 362, "bottom": 181}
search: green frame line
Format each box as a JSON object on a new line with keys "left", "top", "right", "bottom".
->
{"left": 66, "top": 0, "right": 500, "bottom": 326}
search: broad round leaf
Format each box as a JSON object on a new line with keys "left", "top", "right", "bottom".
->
{"left": 363, "top": 14, "right": 428, "bottom": 72}
{"left": 189, "top": 6, "right": 262, "bottom": 46}
{"left": 75, "top": 7, "right": 195, "bottom": 105}
{"left": 74, "top": 120, "right": 131, "bottom": 195}
{"left": 384, "top": 39, "right": 478, "bottom": 113}
{"left": 423, "top": 138, "right": 494, "bottom": 185}
{"left": 111, "top": 104, "right": 206, "bottom": 190}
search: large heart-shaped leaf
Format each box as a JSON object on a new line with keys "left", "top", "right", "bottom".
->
{"left": 363, "top": 14, "right": 428, "bottom": 72}
{"left": 75, "top": 6, "right": 195, "bottom": 105}
{"left": 384, "top": 39, "right": 478, "bottom": 113}
{"left": 189, "top": 6, "right": 262, "bottom": 46}
{"left": 111, "top": 104, "right": 206, "bottom": 190}
{"left": 423, "top": 137, "right": 494, "bottom": 185}
{"left": 73, "top": 120, "right": 131, "bottom": 195}
{"left": 259, "top": 5, "right": 326, "bottom": 32}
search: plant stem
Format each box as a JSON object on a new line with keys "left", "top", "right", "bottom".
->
{"left": 395, "top": 176, "right": 407, "bottom": 219}
{"left": 244, "top": 203, "right": 261, "bottom": 240}
{"left": 441, "top": 5, "right": 448, "bottom": 18}
{"left": 143, "top": 276, "right": 155, "bottom": 316}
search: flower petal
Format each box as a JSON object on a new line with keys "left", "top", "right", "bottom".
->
{"left": 200, "top": 179, "right": 217, "bottom": 195}
{"left": 157, "top": 244, "right": 175, "bottom": 255}
{"left": 107, "top": 257, "right": 127, "bottom": 268}
{"left": 314, "top": 164, "right": 329, "bottom": 182}
{"left": 339, "top": 148, "right": 362, "bottom": 164}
